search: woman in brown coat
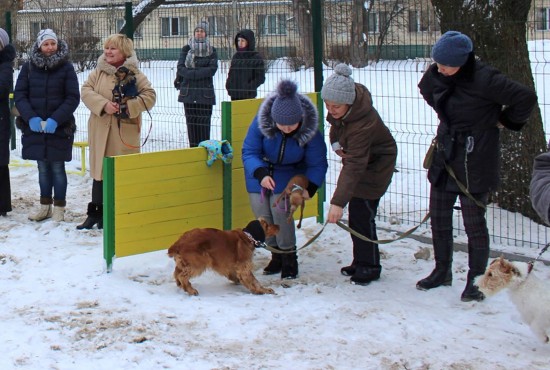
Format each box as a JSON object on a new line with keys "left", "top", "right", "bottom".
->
{"left": 78, "top": 34, "right": 156, "bottom": 229}
{"left": 322, "top": 63, "right": 397, "bottom": 286}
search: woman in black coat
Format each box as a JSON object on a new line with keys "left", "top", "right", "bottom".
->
{"left": 416, "top": 31, "right": 537, "bottom": 302}
{"left": 0, "top": 28, "right": 15, "bottom": 217}
{"left": 225, "top": 29, "right": 265, "bottom": 101}
{"left": 14, "top": 29, "right": 80, "bottom": 222}
{"left": 176, "top": 21, "right": 218, "bottom": 147}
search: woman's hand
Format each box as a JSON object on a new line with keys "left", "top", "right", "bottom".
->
{"left": 327, "top": 205, "right": 343, "bottom": 224}
{"left": 103, "top": 101, "right": 119, "bottom": 115}
{"left": 260, "top": 176, "right": 275, "bottom": 191}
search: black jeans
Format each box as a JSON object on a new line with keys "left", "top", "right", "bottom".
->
{"left": 348, "top": 197, "right": 381, "bottom": 267}
{"left": 183, "top": 103, "right": 212, "bottom": 147}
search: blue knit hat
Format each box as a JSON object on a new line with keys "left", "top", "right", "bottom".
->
{"left": 271, "top": 80, "right": 303, "bottom": 125}
{"left": 431, "top": 31, "right": 473, "bottom": 67}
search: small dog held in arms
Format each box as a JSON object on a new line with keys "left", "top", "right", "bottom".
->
{"left": 475, "top": 256, "right": 550, "bottom": 343}
{"left": 167, "top": 219, "right": 280, "bottom": 296}
{"left": 273, "top": 174, "right": 309, "bottom": 229}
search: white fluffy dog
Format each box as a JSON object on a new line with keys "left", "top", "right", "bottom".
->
{"left": 475, "top": 256, "right": 550, "bottom": 343}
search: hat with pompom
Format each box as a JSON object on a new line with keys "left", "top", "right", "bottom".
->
{"left": 194, "top": 21, "right": 210, "bottom": 36}
{"left": 431, "top": 31, "right": 473, "bottom": 67}
{"left": 0, "top": 28, "right": 9, "bottom": 50}
{"left": 270, "top": 80, "right": 303, "bottom": 125}
{"left": 321, "top": 63, "right": 356, "bottom": 105}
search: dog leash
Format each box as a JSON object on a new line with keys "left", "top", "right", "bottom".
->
{"left": 527, "top": 242, "right": 550, "bottom": 273}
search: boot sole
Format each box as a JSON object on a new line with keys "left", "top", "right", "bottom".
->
{"left": 416, "top": 280, "right": 452, "bottom": 291}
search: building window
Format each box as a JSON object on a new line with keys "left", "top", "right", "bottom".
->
{"left": 366, "top": 12, "right": 388, "bottom": 34}
{"left": 536, "top": 8, "right": 550, "bottom": 31}
{"left": 258, "top": 14, "right": 287, "bottom": 35}
{"left": 161, "top": 17, "right": 188, "bottom": 37}
{"left": 408, "top": 10, "right": 440, "bottom": 33}
{"left": 30, "top": 21, "right": 48, "bottom": 38}
{"left": 116, "top": 19, "right": 143, "bottom": 38}
{"left": 206, "top": 16, "right": 227, "bottom": 36}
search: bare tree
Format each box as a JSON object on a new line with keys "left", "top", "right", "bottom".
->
{"left": 430, "top": 0, "right": 546, "bottom": 221}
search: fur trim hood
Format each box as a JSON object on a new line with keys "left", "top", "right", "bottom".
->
{"left": 96, "top": 53, "right": 140, "bottom": 76}
{"left": 258, "top": 91, "right": 319, "bottom": 147}
{"left": 30, "top": 40, "right": 70, "bottom": 70}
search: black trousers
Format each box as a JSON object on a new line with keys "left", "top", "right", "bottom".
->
{"left": 348, "top": 197, "right": 381, "bottom": 268}
{"left": 183, "top": 103, "right": 212, "bottom": 147}
{"left": 0, "top": 165, "right": 12, "bottom": 213}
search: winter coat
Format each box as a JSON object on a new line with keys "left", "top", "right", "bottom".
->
{"left": 0, "top": 44, "right": 15, "bottom": 167}
{"left": 176, "top": 44, "right": 218, "bottom": 105}
{"left": 418, "top": 53, "right": 537, "bottom": 193}
{"left": 242, "top": 93, "right": 328, "bottom": 195}
{"left": 326, "top": 83, "right": 397, "bottom": 207}
{"left": 530, "top": 151, "right": 550, "bottom": 225}
{"left": 81, "top": 54, "right": 156, "bottom": 181}
{"left": 225, "top": 29, "right": 265, "bottom": 100}
{"left": 14, "top": 40, "right": 80, "bottom": 162}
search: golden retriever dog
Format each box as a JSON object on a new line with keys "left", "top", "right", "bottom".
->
{"left": 167, "top": 219, "right": 279, "bottom": 296}
{"left": 273, "top": 174, "right": 309, "bottom": 229}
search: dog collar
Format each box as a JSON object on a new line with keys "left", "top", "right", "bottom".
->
{"left": 291, "top": 184, "right": 304, "bottom": 192}
{"left": 243, "top": 231, "right": 265, "bottom": 248}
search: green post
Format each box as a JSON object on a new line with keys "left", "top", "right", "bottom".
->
{"left": 6, "top": 12, "right": 15, "bottom": 150}
{"left": 124, "top": 2, "right": 134, "bottom": 40}
{"left": 103, "top": 157, "right": 115, "bottom": 272}
{"left": 311, "top": 0, "right": 324, "bottom": 93}
{"left": 221, "top": 101, "right": 233, "bottom": 231}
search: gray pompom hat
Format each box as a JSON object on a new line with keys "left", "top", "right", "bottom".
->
{"left": 321, "top": 64, "right": 356, "bottom": 105}
{"left": 194, "top": 21, "right": 210, "bottom": 36}
{"left": 36, "top": 28, "right": 58, "bottom": 47}
{"left": 0, "top": 28, "right": 9, "bottom": 50}
{"left": 431, "top": 31, "right": 473, "bottom": 67}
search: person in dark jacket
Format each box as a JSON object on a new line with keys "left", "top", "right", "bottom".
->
{"left": 322, "top": 64, "right": 397, "bottom": 286}
{"left": 242, "top": 80, "right": 328, "bottom": 279}
{"left": 416, "top": 31, "right": 537, "bottom": 301}
{"left": 225, "top": 29, "right": 265, "bottom": 101}
{"left": 176, "top": 21, "right": 218, "bottom": 147}
{"left": 14, "top": 29, "right": 80, "bottom": 222}
{"left": 530, "top": 151, "right": 550, "bottom": 225}
{"left": 0, "top": 28, "right": 15, "bottom": 217}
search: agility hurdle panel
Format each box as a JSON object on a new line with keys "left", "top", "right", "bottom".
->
{"left": 103, "top": 148, "right": 223, "bottom": 270}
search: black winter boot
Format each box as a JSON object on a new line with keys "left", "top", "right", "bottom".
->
{"left": 340, "top": 260, "right": 356, "bottom": 276}
{"left": 76, "top": 203, "right": 103, "bottom": 230}
{"left": 281, "top": 248, "right": 298, "bottom": 280}
{"left": 350, "top": 265, "right": 381, "bottom": 286}
{"left": 461, "top": 270, "right": 485, "bottom": 302}
{"left": 263, "top": 247, "right": 282, "bottom": 275}
{"left": 416, "top": 238, "right": 453, "bottom": 290}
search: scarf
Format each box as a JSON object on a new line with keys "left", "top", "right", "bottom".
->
{"left": 185, "top": 36, "right": 213, "bottom": 68}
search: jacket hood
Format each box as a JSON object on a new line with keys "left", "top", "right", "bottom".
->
{"left": 30, "top": 40, "right": 70, "bottom": 70}
{"left": 234, "top": 29, "right": 256, "bottom": 51}
{"left": 0, "top": 44, "right": 16, "bottom": 64}
{"left": 258, "top": 91, "right": 319, "bottom": 147}
{"left": 96, "top": 53, "right": 140, "bottom": 76}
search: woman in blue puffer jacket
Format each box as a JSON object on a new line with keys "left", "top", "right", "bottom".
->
{"left": 242, "top": 80, "right": 328, "bottom": 279}
{"left": 14, "top": 29, "right": 80, "bottom": 222}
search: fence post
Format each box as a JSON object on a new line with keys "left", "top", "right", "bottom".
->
{"left": 124, "top": 2, "right": 134, "bottom": 40}
{"left": 6, "top": 12, "right": 16, "bottom": 150}
{"left": 311, "top": 0, "right": 324, "bottom": 93}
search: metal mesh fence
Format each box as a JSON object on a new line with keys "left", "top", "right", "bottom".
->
{"left": 8, "top": 0, "right": 550, "bottom": 249}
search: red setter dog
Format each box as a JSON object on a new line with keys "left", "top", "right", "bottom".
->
{"left": 168, "top": 219, "right": 279, "bottom": 296}
{"left": 273, "top": 174, "right": 309, "bottom": 228}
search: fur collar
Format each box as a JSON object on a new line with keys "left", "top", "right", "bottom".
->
{"left": 258, "top": 92, "right": 319, "bottom": 147}
{"left": 96, "top": 53, "right": 140, "bottom": 76}
{"left": 29, "top": 40, "right": 70, "bottom": 70}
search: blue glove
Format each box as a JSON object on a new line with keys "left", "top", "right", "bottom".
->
{"left": 29, "top": 117, "right": 42, "bottom": 132}
{"left": 44, "top": 118, "right": 58, "bottom": 134}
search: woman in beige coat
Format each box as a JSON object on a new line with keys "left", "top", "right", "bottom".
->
{"left": 78, "top": 34, "right": 156, "bottom": 230}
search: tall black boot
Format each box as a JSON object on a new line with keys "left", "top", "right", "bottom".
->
{"left": 350, "top": 264, "right": 381, "bottom": 286}
{"left": 461, "top": 247, "right": 489, "bottom": 302}
{"left": 461, "top": 270, "right": 485, "bottom": 302}
{"left": 263, "top": 247, "right": 282, "bottom": 275}
{"left": 416, "top": 238, "right": 453, "bottom": 290}
{"left": 76, "top": 203, "right": 103, "bottom": 230}
{"left": 281, "top": 247, "right": 298, "bottom": 280}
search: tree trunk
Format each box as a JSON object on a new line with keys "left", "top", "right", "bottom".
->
{"left": 293, "top": 0, "right": 314, "bottom": 68}
{"left": 350, "top": 0, "right": 367, "bottom": 67}
{"left": 431, "top": 0, "right": 546, "bottom": 222}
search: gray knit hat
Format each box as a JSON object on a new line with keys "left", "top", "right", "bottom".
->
{"left": 0, "top": 28, "right": 9, "bottom": 50}
{"left": 194, "top": 21, "right": 209, "bottom": 36}
{"left": 431, "top": 31, "right": 473, "bottom": 67}
{"left": 37, "top": 28, "right": 58, "bottom": 47}
{"left": 321, "top": 64, "right": 356, "bottom": 105}
{"left": 271, "top": 80, "right": 303, "bottom": 126}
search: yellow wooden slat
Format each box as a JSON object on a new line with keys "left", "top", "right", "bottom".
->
{"left": 115, "top": 161, "right": 219, "bottom": 186}
{"left": 114, "top": 174, "right": 220, "bottom": 199}
{"left": 113, "top": 148, "right": 206, "bottom": 170}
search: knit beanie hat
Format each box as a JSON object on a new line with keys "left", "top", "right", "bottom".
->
{"left": 431, "top": 31, "right": 473, "bottom": 67}
{"left": 194, "top": 21, "right": 209, "bottom": 36}
{"left": 0, "top": 28, "right": 9, "bottom": 50}
{"left": 271, "top": 80, "right": 303, "bottom": 125}
{"left": 321, "top": 63, "right": 356, "bottom": 105}
{"left": 37, "top": 28, "right": 58, "bottom": 47}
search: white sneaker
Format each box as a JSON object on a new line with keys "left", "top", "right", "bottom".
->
{"left": 28, "top": 204, "right": 52, "bottom": 221}
{"left": 52, "top": 206, "right": 65, "bottom": 222}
